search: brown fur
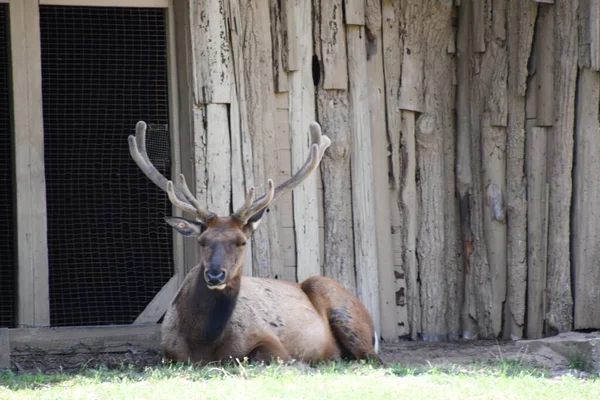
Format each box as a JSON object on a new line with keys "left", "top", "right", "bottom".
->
{"left": 161, "top": 217, "right": 380, "bottom": 365}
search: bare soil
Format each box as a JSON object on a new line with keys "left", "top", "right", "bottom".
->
{"left": 8, "top": 339, "right": 547, "bottom": 374}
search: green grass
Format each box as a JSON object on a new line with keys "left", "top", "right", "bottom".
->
{"left": 1, "top": 359, "right": 598, "bottom": 400}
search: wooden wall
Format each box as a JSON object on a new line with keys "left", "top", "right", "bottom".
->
{"left": 181, "top": 0, "right": 600, "bottom": 341}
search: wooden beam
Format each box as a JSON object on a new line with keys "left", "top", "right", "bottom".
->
{"left": 290, "top": 0, "right": 319, "bottom": 282}
{"left": 9, "top": 325, "right": 161, "bottom": 355}
{"left": 134, "top": 275, "right": 179, "bottom": 324}
{"left": 11, "top": 0, "right": 50, "bottom": 328}
{"left": 347, "top": 25, "right": 380, "bottom": 333}
{"left": 0, "top": 328, "right": 9, "bottom": 369}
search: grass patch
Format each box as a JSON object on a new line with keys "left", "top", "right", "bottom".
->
{"left": 1, "top": 359, "right": 598, "bottom": 400}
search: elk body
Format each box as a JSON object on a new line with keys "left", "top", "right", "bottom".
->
{"left": 129, "top": 121, "right": 380, "bottom": 365}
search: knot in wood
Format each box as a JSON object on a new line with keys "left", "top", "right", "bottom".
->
{"left": 415, "top": 114, "right": 440, "bottom": 149}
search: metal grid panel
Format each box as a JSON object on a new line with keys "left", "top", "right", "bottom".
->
{"left": 40, "top": 5, "right": 174, "bottom": 326}
{"left": 0, "top": 5, "right": 14, "bottom": 328}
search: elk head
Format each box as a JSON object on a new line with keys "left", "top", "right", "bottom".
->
{"left": 128, "top": 121, "right": 331, "bottom": 290}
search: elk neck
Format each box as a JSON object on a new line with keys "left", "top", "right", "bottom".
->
{"left": 179, "top": 264, "right": 242, "bottom": 345}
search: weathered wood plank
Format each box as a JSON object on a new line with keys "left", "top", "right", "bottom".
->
{"left": 416, "top": 115, "right": 447, "bottom": 341}
{"left": 344, "top": 0, "right": 365, "bottom": 25}
{"left": 455, "top": 0, "right": 478, "bottom": 339}
{"left": 400, "top": 111, "right": 420, "bottom": 339}
{"left": 192, "top": 105, "right": 209, "bottom": 212}
{"left": 572, "top": 68, "right": 600, "bottom": 330}
{"left": 321, "top": 0, "right": 348, "bottom": 90}
{"left": 172, "top": 0, "right": 200, "bottom": 279}
{"left": 206, "top": 104, "right": 232, "bottom": 215}
{"left": 314, "top": 0, "right": 355, "bottom": 296}
{"left": 382, "top": 0, "right": 408, "bottom": 337}
{"left": 290, "top": 0, "right": 319, "bottom": 282}
{"left": 421, "top": 1, "right": 460, "bottom": 340}
{"left": 347, "top": 25, "right": 381, "bottom": 332}
{"left": 505, "top": 0, "right": 537, "bottom": 340}
{"left": 535, "top": 5, "right": 554, "bottom": 127}
{"left": 472, "top": 0, "right": 486, "bottom": 53}
{"left": 366, "top": 1, "right": 398, "bottom": 341}
{"left": 281, "top": 0, "right": 299, "bottom": 71}
{"left": 234, "top": 0, "right": 282, "bottom": 279}
{"left": 11, "top": 0, "right": 50, "bottom": 327}
{"left": 9, "top": 325, "right": 161, "bottom": 355}
{"left": 134, "top": 275, "right": 179, "bottom": 324}
{"left": 481, "top": 113, "right": 508, "bottom": 338}
{"left": 545, "top": 0, "right": 577, "bottom": 335}
{"left": 190, "top": 0, "right": 231, "bottom": 103}
{"left": 398, "top": 1, "right": 424, "bottom": 112}
{"left": 315, "top": 91, "right": 355, "bottom": 292}
{"left": 526, "top": 125, "right": 549, "bottom": 339}
{"left": 591, "top": 0, "right": 600, "bottom": 70}
{"left": 0, "top": 328, "right": 9, "bottom": 369}
{"left": 270, "top": 0, "right": 289, "bottom": 92}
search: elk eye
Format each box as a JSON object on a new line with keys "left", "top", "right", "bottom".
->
{"left": 237, "top": 241, "right": 247, "bottom": 247}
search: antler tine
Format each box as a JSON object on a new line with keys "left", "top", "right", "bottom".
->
{"left": 176, "top": 174, "right": 216, "bottom": 222}
{"left": 129, "top": 121, "right": 204, "bottom": 219}
{"left": 238, "top": 179, "right": 275, "bottom": 223}
{"left": 233, "top": 186, "right": 256, "bottom": 219}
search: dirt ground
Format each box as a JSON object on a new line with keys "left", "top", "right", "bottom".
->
{"left": 8, "top": 339, "right": 547, "bottom": 374}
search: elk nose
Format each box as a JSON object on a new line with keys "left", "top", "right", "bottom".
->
{"left": 206, "top": 270, "right": 226, "bottom": 285}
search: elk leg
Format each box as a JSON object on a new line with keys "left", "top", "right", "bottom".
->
{"left": 301, "top": 276, "right": 382, "bottom": 363}
{"left": 247, "top": 336, "right": 291, "bottom": 364}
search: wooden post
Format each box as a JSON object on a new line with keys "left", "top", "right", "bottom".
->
{"left": 10, "top": 0, "right": 50, "bottom": 327}
{"left": 347, "top": 24, "right": 381, "bottom": 333}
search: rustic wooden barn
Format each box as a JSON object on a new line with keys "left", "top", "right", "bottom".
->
{"left": 2, "top": 0, "right": 600, "bottom": 364}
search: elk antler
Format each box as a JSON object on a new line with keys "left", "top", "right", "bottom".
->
{"left": 128, "top": 121, "right": 216, "bottom": 223}
{"left": 233, "top": 122, "right": 331, "bottom": 224}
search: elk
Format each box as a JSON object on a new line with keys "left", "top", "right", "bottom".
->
{"left": 128, "top": 120, "right": 380, "bottom": 365}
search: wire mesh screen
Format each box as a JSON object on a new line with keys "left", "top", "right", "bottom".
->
{"left": 40, "top": 6, "right": 174, "bottom": 326}
{"left": 0, "top": 5, "right": 14, "bottom": 328}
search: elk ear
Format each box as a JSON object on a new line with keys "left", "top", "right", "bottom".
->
{"left": 245, "top": 208, "right": 267, "bottom": 232}
{"left": 164, "top": 217, "right": 204, "bottom": 237}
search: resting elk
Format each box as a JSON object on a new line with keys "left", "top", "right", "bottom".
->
{"left": 128, "top": 120, "right": 380, "bottom": 365}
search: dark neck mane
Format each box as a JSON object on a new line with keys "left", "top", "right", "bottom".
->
{"left": 179, "top": 267, "right": 241, "bottom": 345}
